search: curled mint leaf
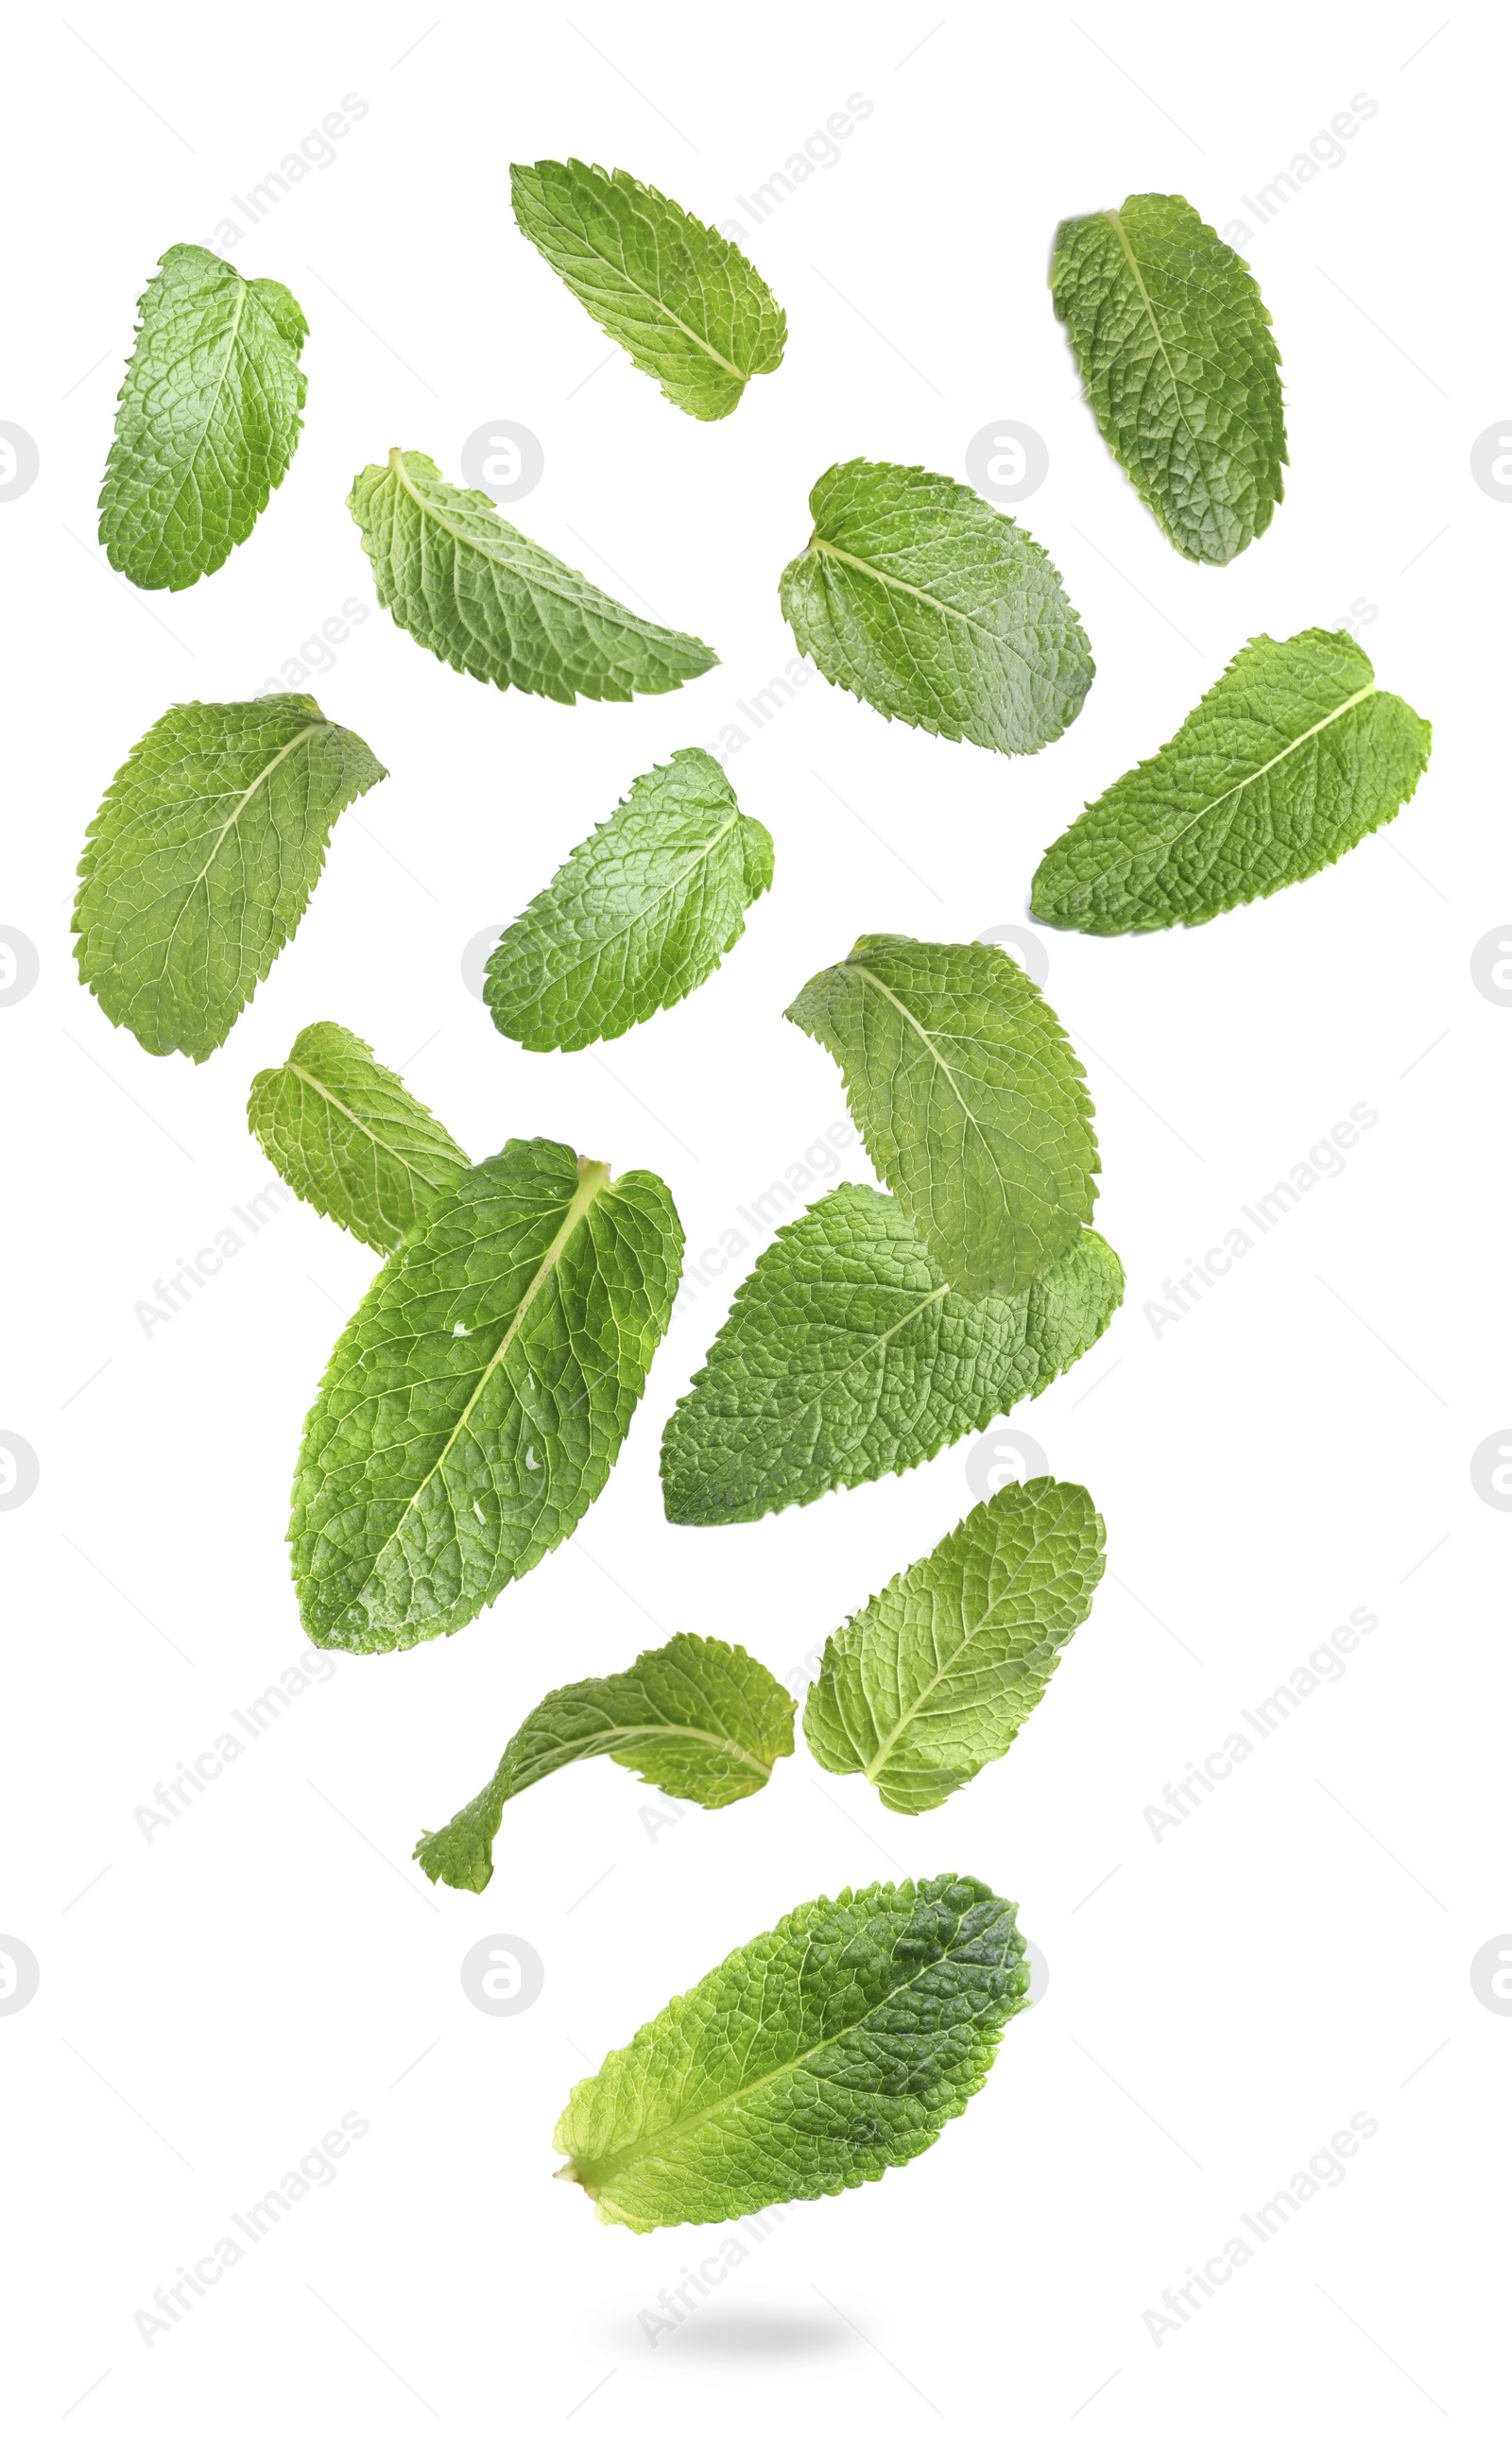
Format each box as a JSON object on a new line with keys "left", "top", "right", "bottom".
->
{"left": 662, "top": 1186, "right": 1123, "bottom": 1524}
{"left": 1031, "top": 628, "right": 1433, "bottom": 934}
{"left": 484, "top": 748, "right": 773, "bottom": 1051}
{"left": 555, "top": 1872, "right": 1028, "bottom": 2228}
{"left": 73, "top": 695, "right": 387, "bottom": 1062}
{"left": 348, "top": 448, "right": 718, "bottom": 702}
{"left": 248, "top": 1022, "right": 470, "bottom": 1252}
{"left": 1051, "top": 194, "right": 1285, "bottom": 565}
{"left": 99, "top": 244, "right": 307, "bottom": 592}
{"left": 779, "top": 458, "right": 1093, "bottom": 753}
{"left": 290, "top": 1139, "right": 682, "bottom": 1654}
{"left": 511, "top": 159, "right": 785, "bottom": 421}
{"left": 415, "top": 1632, "right": 795, "bottom": 1893}
{"left": 785, "top": 935, "right": 1100, "bottom": 1299}
{"left": 803, "top": 1479, "right": 1106, "bottom": 1814}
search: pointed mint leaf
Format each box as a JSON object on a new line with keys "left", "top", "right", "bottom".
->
{"left": 416, "top": 1632, "right": 795, "bottom": 1893}
{"left": 98, "top": 244, "right": 307, "bottom": 592}
{"left": 662, "top": 1186, "right": 1123, "bottom": 1524}
{"left": 248, "top": 1022, "right": 470, "bottom": 1252}
{"left": 348, "top": 449, "right": 717, "bottom": 702}
{"left": 73, "top": 695, "right": 387, "bottom": 1063}
{"left": 804, "top": 1479, "right": 1106, "bottom": 1814}
{"left": 1051, "top": 194, "right": 1286, "bottom": 565}
{"left": 779, "top": 459, "right": 1093, "bottom": 754}
{"left": 785, "top": 936, "right": 1100, "bottom": 1299}
{"left": 511, "top": 160, "right": 785, "bottom": 421}
{"left": 1032, "top": 627, "right": 1433, "bottom": 934}
{"left": 484, "top": 748, "right": 773, "bottom": 1051}
{"left": 555, "top": 1872, "right": 1028, "bottom": 2228}
{"left": 290, "top": 1139, "right": 682, "bottom": 1654}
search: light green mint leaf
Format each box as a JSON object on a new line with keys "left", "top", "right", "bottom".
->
{"left": 555, "top": 1871, "right": 1027, "bottom": 2228}
{"left": 73, "top": 695, "right": 387, "bottom": 1063}
{"left": 511, "top": 160, "right": 785, "bottom": 421}
{"left": 348, "top": 448, "right": 717, "bottom": 702}
{"left": 98, "top": 244, "right": 307, "bottom": 592}
{"left": 415, "top": 1632, "right": 795, "bottom": 1893}
{"left": 484, "top": 748, "right": 773, "bottom": 1052}
{"left": 662, "top": 1186, "right": 1123, "bottom": 1525}
{"left": 779, "top": 459, "right": 1093, "bottom": 754}
{"left": 1050, "top": 194, "right": 1286, "bottom": 566}
{"left": 248, "top": 1022, "right": 470, "bottom": 1252}
{"left": 1031, "top": 628, "right": 1433, "bottom": 935}
{"left": 785, "top": 936, "right": 1100, "bottom": 1299}
{"left": 803, "top": 1479, "right": 1106, "bottom": 1814}
{"left": 290, "top": 1138, "right": 682, "bottom": 1654}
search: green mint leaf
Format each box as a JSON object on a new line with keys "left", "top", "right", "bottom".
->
{"left": 73, "top": 695, "right": 387, "bottom": 1063}
{"left": 785, "top": 936, "right": 1100, "bottom": 1299}
{"left": 803, "top": 1479, "right": 1106, "bottom": 1814}
{"left": 484, "top": 748, "right": 773, "bottom": 1052}
{"left": 511, "top": 160, "right": 785, "bottom": 421}
{"left": 290, "top": 1139, "right": 682, "bottom": 1654}
{"left": 779, "top": 458, "right": 1093, "bottom": 754}
{"left": 416, "top": 1632, "right": 795, "bottom": 1893}
{"left": 1031, "top": 628, "right": 1434, "bottom": 935}
{"left": 248, "top": 1022, "right": 470, "bottom": 1252}
{"left": 1050, "top": 195, "right": 1286, "bottom": 565}
{"left": 98, "top": 245, "right": 307, "bottom": 592}
{"left": 555, "top": 1872, "right": 1027, "bottom": 2228}
{"left": 348, "top": 448, "right": 717, "bottom": 702}
{"left": 662, "top": 1185, "right": 1123, "bottom": 1525}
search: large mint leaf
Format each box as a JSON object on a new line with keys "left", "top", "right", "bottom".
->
{"left": 348, "top": 449, "right": 717, "bottom": 702}
{"left": 1051, "top": 195, "right": 1285, "bottom": 565}
{"left": 248, "top": 1022, "right": 470, "bottom": 1252}
{"left": 1032, "top": 628, "right": 1433, "bottom": 934}
{"left": 803, "top": 1480, "right": 1105, "bottom": 1814}
{"left": 555, "top": 1872, "right": 1027, "bottom": 2228}
{"left": 484, "top": 748, "right": 773, "bottom": 1051}
{"left": 73, "top": 695, "right": 387, "bottom": 1063}
{"left": 785, "top": 936, "right": 1099, "bottom": 1299}
{"left": 98, "top": 245, "right": 307, "bottom": 592}
{"left": 416, "top": 1632, "right": 795, "bottom": 1893}
{"left": 290, "top": 1140, "right": 682, "bottom": 1654}
{"left": 662, "top": 1187, "right": 1123, "bottom": 1524}
{"left": 779, "top": 459, "right": 1092, "bottom": 753}
{"left": 511, "top": 160, "right": 785, "bottom": 421}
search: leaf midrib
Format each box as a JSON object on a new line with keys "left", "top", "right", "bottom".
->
{"left": 809, "top": 536, "right": 1025, "bottom": 651}
{"left": 386, "top": 450, "right": 651, "bottom": 629}
{"left": 1053, "top": 677, "right": 1379, "bottom": 915}
{"left": 860, "top": 1505, "right": 1090, "bottom": 1784}
{"left": 1101, "top": 208, "right": 1203, "bottom": 475}
{"left": 284, "top": 1056, "right": 461, "bottom": 1206}
{"left": 542, "top": 194, "right": 747, "bottom": 382}
{"left": 510, "top": 1715, "right": 773, "bottom": 1795}
{"left": 158, "top": 720, "right": 325, "bottom": 969}
{"left": 567, "top": 1912, "right": 984, "bottom": 2194}
{"left": 499, "top": 809, "right": 743, "bottom": 1009}
{"left": 340, "top": 1159, "right": 613, "bottom": 1603}
{"left": 843, "top": 957, "right": 1020, "bottom": 1222}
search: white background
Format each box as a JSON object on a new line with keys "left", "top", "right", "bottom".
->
{"left": 2, "top": 2, "right": 1504, "bottom": 2429}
